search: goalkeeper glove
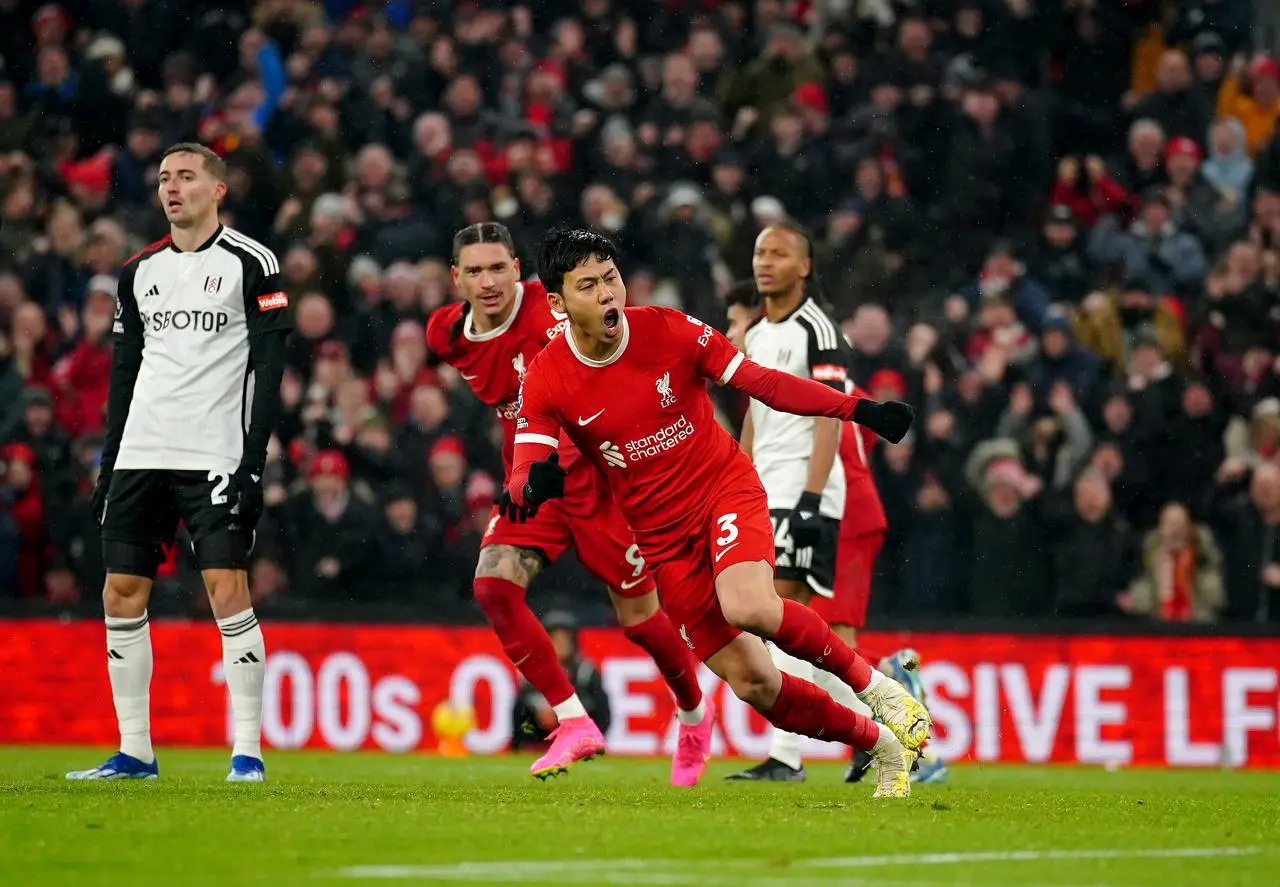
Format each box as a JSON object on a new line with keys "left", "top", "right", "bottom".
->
{"left": 853, "top": 398, "right": 915, "bottom": 443}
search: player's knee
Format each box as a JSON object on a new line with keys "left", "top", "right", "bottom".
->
{"left": 718, "top": 581, "right": 783, "bottom": 634}
{"left": 474, "top": 545, "right": 540, "bottom": 587}
{"left": 773, "top": 578, "right": 809, "bottom": 604}
{"left": 103, "top": 572, "right": 151, "bottom": 616}
{"left": 611, "top": 590, "right": 659, "bottom": 627}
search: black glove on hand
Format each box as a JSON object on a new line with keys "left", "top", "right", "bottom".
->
{"left": 788, "top": 491, "right": 825, "bottom": 551}
{"left": 231, "top": 465, "right": 265, "bottom": 529}
{"left": 853, "top": 398, "right": 915, "bottom": 444}
{"left": 91, "top": 472, "right": 111, "bottom": 527}
{"left": 498, "top": 489, "right": 537, "bottom": 523}
{"left": 522, "top": 452, "right": 566, "bottom": 508}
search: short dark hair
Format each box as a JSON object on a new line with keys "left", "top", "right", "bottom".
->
{"left": 447, "top": 222, "right": 518, "bottom": 344}
{"left": 537, "top": 228, "right": 619, "bottom": 295}
{"left": 161, "top": 142, "right": 227, "bottom": 181}
{"left": 725, "top": 280, "right": 760, "bottom": 310}
{"left": 452, "top": 222, "right": 516, "bottom": 265}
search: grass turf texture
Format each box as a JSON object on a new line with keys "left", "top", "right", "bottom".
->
{"left": 0, "top": 748, "right": 1276, "bottom": 887}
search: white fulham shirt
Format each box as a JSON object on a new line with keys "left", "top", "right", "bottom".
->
{"left": 113, "top": 225, "right": 291, "bottom": 473}
{"left": 743, "top": 296, "right": 849, "bottom": 518}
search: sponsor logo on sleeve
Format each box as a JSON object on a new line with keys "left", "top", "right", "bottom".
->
{"left": 258, "top": 291, "right": 289, "bottom": 311}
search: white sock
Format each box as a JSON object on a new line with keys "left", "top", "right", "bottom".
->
{"left": 552, "top": 695, "right": 587, "bottom": 721}
{"left": 815, "top": 668, "right": 874, "bottom": 719}
{"left": 856, "top": 666, "right": 886, "bottom": 701}
{"left": 871, "top": 722, "right": 897, "bottom": 754}
{"left": 767, "top": 642, "right": 811, "bottom": 770}
{"left": 218, "top": 608, "right": 266, "bottom": 760}
{"left": 676, "top": 699, "right": 706, "bottom": 726}
{"left": 106, "top": 612, "right": 153, "bottom": 764}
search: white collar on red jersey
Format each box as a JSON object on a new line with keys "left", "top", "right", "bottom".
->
{"left": 566, "top": 310, "right": 630, "bottom": 367}
{"left": 464, "top": 281, "right": 525, "bottom": 342}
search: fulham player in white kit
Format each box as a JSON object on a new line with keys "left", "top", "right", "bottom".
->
{"left": 67, "top": 144, "right": 290, "bottom": 782}
{"left": 726, "top": 223, "right": 874, "bottom": 781}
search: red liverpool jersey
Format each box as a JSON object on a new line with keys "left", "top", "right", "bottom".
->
{"left": 426, "top": 280, "right": 572, "bottom": 477}
{"left": 840, "top": 419, "right": 888, "bottom": 537}
{"left": 512, "top": 306, "right": 760, "bottom": 560}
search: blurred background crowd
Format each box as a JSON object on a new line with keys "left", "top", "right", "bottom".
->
{"left": 3, "top": 0, "right": 1280, "bottom": 628}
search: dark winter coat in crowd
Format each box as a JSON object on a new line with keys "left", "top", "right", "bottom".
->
{"left": 1088, "top": 216, "right": 1209, "bottom": 298}
{"left": 874, "top": 438, "right": 969, "bottom": 616}
{"left": 375, "top": 512, "right": 445, "bottom": 602}
{"left": 964, "top": 499, "right": 1050, "bottom": 617}
{"left": 1152, "top": 405, "right": 1228, "bottom": 518}
{"left": 48, "top": 493, "right": 104, "bottom": 598}
{"left": 1031, "top": 236, "right": 1094, "bottom": 304}
{"left": 1024, "top": 317, "right": 1103, "bottom": 406}
{"left": 1131, "top": 87, "right": 1213, "bottom": 146}
{"left": 941, "top": 111, "right": 1028, "bottom": 272}
{"left": 0, "top": 499, "right": 17, "bottom": 594}
{"left": 273, "top": 490, "right": 381, "bottom": 602}
{"left": 1042, "top": 494, "right": 1135, "bottom": 617}
{"left": 1212, "top": 492, "right": 1280, "bottom": 623}
{"left": 937, "top": 442, "right": 1049, "bottom": 617}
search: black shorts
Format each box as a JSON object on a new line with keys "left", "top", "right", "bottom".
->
{"left": 101, "top": 469, "right": 251, "bottom": 577}
{"left": 769, "top": 508, "right": 839, "bottom": 599}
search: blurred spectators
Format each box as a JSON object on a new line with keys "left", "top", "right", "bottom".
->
{"left": 0, "top": 1, "right": 1278, "bottom": 628}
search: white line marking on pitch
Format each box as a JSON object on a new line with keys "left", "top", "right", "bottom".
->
{"left": 333, "top": 846, "right": 1264, "bottom": 884}
{"left": 799, "top": 846, "right": 1266, "bottom": 867}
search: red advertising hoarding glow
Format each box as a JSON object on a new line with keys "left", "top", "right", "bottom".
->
{"left": 1, "top": 621, "right": 1276, "bottom": 766}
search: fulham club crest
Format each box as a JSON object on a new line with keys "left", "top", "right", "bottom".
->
{"left": 205, "top": 276, "right": 222, "bottom": 294}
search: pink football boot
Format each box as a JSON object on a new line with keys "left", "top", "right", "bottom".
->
{"left": 671, "top": 703, "right": 715, "bottom": 787}
{"left": 530, "top": 716, "right": 606, "bottom": 780}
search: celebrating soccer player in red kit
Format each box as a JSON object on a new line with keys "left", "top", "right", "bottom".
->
{"left": 509, "top": 229, "right": 931, "bottom": 798}
{"left": 426, "top": 223, "right": 711, "bottom": 785}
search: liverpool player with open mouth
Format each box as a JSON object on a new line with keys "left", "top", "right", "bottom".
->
{"left": 509, "top": 229, "right": 931, "bottom": 798}
{"left": 427, "top": 223, "right": 711, "bottom": 784}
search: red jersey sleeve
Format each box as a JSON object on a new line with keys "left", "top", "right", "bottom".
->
{"left": 664, "top": 309, "right": 747, "bottom": 384}
{"left": 424, "top": 303, "right": 463, "bottom": 359}
{"left": 508, "top": 355, "right": 561, "bottom": 504}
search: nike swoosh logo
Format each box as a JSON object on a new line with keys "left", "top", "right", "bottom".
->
{"left": 578, "top": 409, "right": 605, "bottom": 425}
{"left": 619, "top": 577, "right": 646, "bottom": 590}
{"left": 714, "top": 542, "right": 740, "bottom": 563}
{"left": 460, "top": 372, "right": 479, "bottom": 381}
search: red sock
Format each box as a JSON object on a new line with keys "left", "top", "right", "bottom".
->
{"left": 772, "top": 599, "right": 873, "bottom": 692}
{"left": 623, "top": 611, "right": 703, "bottom": 712}
{"left": 766, "top": 673, "right": 880, "bottom": 751}
{"left": 473, "top": 577, "right": 575, "bottom": 707}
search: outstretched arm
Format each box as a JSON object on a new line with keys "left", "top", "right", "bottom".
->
{"left": 727, "top": 355, "right": 855, "bottom": 418}
{"left": 677, "top": 308, "right": 914, "bottom": 443}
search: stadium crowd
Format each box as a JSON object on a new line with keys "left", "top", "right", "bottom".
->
{"left": 1, "top": 0, "right": 1279, "bottom": 626}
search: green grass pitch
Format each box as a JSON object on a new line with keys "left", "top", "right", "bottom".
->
{"left": 1, "top": 748, "right": 1277, "bottom": 887}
